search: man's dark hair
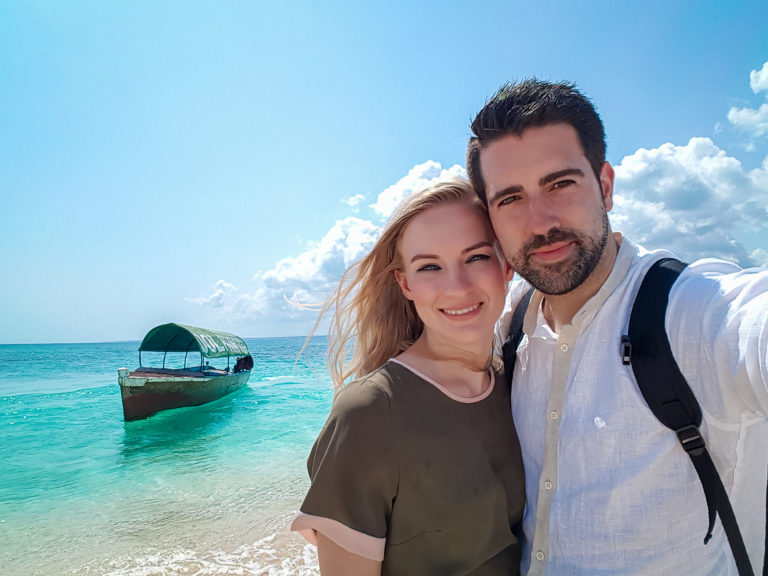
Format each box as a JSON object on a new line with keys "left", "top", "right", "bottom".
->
{"left": 467, "top": 79, "right": 606, "bottom": 206}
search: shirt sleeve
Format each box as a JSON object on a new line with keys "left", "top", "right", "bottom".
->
{"left": 291, "top": 376, "right": 398, "bottom": 560}
{"left": 669, "top": 260, "right": 768, "bottom": 418}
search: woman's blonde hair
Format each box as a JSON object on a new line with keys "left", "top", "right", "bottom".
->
{"left": 316, "top": 177, "right": 488, "bottom": 391}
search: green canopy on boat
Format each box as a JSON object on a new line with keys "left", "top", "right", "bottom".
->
{"left": 138, "top": 323, "right": 250, "bottom": 358}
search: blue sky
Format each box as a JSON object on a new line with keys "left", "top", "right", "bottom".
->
{"left": 1, "top": 1, "right": 767, "bottom": 344}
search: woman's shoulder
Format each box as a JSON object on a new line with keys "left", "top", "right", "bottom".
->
{"left": 331, "top": 363, "right": 400, "bottom": 414}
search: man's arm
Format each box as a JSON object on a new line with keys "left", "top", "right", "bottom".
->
{"left": 669, "top": 261, "right": 768, "bottom": 416}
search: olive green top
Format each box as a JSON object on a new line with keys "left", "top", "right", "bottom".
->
{"left": 300, "top": 360, "right": 525, "bottom": 576}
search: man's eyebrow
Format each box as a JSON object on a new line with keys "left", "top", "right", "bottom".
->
{"left": 488, "top": 168, "right": 587, "bottom": 205}
{"left": 488, "top": 185, "right": 522, "bottom": 206}
{"left": 540, "top": 168, "right": 584, "bottom": 186}
{"left": 409, "top": 241, "right": 493, "bottom": 263}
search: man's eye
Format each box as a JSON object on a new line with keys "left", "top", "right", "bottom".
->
{"left": 497, "top": 195, "right": 520, "bottom": 207}
{"left": 552, "top": 179, "right": 575, "bottom": 189}
{"left": 417, "top": 264, "right": 440, "bottom": 272}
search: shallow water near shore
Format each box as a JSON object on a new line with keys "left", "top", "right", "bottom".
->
{"left": 0, "top": 337, "right": 331, "bottom": 575}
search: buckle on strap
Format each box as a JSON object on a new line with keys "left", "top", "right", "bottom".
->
{"left": 676, "top": 424, "right": 706, "bottom": 455}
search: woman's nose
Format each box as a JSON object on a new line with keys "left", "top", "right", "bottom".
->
{"left": 445, "top": 267, "right": 472, "bottom": 293}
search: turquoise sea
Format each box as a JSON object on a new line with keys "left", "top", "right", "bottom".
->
{"left": 0, "top": 337, "right": 333, "bottom": 575}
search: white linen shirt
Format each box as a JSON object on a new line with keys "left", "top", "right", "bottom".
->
{"left": 501, "top": 236, "right": 768, "bottom": 576}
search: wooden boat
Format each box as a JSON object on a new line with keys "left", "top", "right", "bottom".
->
{"left": 118, "top": 323, "right": 253, "bottom": 421}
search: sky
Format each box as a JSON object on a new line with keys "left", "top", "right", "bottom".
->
{"left": 1, "top": 0, "right": 767, "bottom": 344}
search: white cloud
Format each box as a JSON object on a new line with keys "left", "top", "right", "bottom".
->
{"left": 750, "top": 249, "right": 768, "bottom": 267}
{"left": 728, "top": 60, "right": 768, "bottom": 138}
{"left": 341, "top": 193, "right": 365, "bottom": 208}
{"left": 188, "top": 216, "right": 380, "bottom": 327}
{"left": 750, "top": 61, "right": 768, "bottom": 94}
{"left": 727, "top": 103, "right": 768, "bottom": 137}
{"left": 262, "top": 216, "right": 380, "bottom": 290}
{"left": 612, "top": 137, "right": 768, "bottom": 266}
{"left": 371, "top": 161, "right": 465, "bottom": 218}
{"left": 186, "top": 280, "right": 238, "bottom": 307}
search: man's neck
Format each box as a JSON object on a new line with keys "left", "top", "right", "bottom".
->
{"left": 542, "top": 233, "right": 621, "bottom": 332}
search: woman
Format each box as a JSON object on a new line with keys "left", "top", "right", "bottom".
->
{"left": 291, "top": 178, "right": 524, "bottom": 575}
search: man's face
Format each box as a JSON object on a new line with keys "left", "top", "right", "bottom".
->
{"left": 479, "top": 123, "right": 615, "bottom": 295}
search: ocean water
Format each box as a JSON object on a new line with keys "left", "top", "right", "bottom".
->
{"left": 0, "top": 337, "right": 333, "bottom": 576}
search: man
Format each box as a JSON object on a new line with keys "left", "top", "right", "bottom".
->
{"left": 467, "top": 79, "right": 768, "bottom": 575}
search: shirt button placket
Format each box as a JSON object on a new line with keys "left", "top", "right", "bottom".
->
{"left": 531, "top": 331, "right": 573, "bottom": 576}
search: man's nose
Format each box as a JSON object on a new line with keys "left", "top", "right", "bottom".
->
{"left": 526, "top": 194, "right": 560, "bottom": 235}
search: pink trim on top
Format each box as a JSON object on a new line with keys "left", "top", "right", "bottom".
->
{"left": 290, "top": 512, "right": 385, "bottom": 562}
{"left": 388, "top": 357, "right": 495, "bottom": 403}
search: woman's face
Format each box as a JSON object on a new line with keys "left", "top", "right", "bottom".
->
{"left": 394, "top": 201, "right": 510, "bottom": 348}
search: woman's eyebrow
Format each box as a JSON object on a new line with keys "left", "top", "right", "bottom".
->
{"left": 409, "top": 241, "right": 493, "bottom": 263}
{"left": 410, "top": 253, "right": 439, "bottom": 263}
{"left": 462, "top": 241, "right": 493, "bottom": 254}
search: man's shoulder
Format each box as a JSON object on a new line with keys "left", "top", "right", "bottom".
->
{"left": 626, "top": 237, "right": 750, "bottom": 281}
{"left": 670, "top": 257, "right": 768, "bottom": 318}
{"left": 627, "top": 241, "right": 768, "bottom": 332}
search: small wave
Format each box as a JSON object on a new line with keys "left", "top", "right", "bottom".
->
{"left": 256, "top": 376, "right": 296, "bottom": 384}
{"left": 79, "top": 533, "right": 319, "bottom": 576}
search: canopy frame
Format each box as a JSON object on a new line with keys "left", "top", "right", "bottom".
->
{"left": 137, "top": 323, "right": 249, "bottom": 369}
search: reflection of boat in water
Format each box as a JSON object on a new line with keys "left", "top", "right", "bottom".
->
{"left": 118, "top": 323, "right": 253, "bottom": 421}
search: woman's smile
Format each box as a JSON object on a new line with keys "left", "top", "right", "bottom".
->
{"left": 441, "top": 302, "right": 482, "bottom": 317}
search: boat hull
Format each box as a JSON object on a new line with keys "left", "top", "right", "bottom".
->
{"left": 118, "top": 368, "right": 251, "bottom": 421}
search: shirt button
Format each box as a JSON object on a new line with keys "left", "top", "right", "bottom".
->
{"left": 550, "top": 410, "right": 559, "bottom": 420}
{"left": 544, "top": 481, "right": 553, "bottom": 490}
{"left": 560, "top": 343, "right": 569, "bottom": 352}
{"left": 536, "top": 551, "right": 545, "bottom": 561}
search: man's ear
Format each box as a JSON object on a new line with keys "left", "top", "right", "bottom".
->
{"left": 504, "top": 260, "right": 514, "bottom": 282}
{"left": 600, "top": 161, "right": 615, "bottom": 212}
{"left": 393, "top": 270, "right": 413, "bottom": 300}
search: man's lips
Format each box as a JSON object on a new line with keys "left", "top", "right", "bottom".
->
{"left": 528, "top": 241, "right": 574, "bottom": 262}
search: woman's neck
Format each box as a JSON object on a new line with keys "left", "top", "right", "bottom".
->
{"left": 396, "top": 334, "right": 494, "bottom": 397}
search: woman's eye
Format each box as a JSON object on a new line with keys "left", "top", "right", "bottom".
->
{"left": 417, "top": 263, "right": 440, "bottom": 272}
{"left": 467, "top": 254, "right": 491, "bottom": 263}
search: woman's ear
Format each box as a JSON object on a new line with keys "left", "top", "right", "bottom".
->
{"left": 393, "top": 270, "right": 413, "bottom": 300}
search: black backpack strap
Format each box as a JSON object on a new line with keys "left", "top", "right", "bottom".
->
{"left": 627, "top": 258, "right": 755, "bottom": 576}
{"left": 502, "top": 286, "right": 535, "bottom": 387}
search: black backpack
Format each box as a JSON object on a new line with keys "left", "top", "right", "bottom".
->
{"left": 502, "top": 258, "right": 762, "bottom": 576}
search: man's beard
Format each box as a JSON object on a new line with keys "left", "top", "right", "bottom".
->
{"left": 510, "top": 211, "right": 610, "bottom": 296}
